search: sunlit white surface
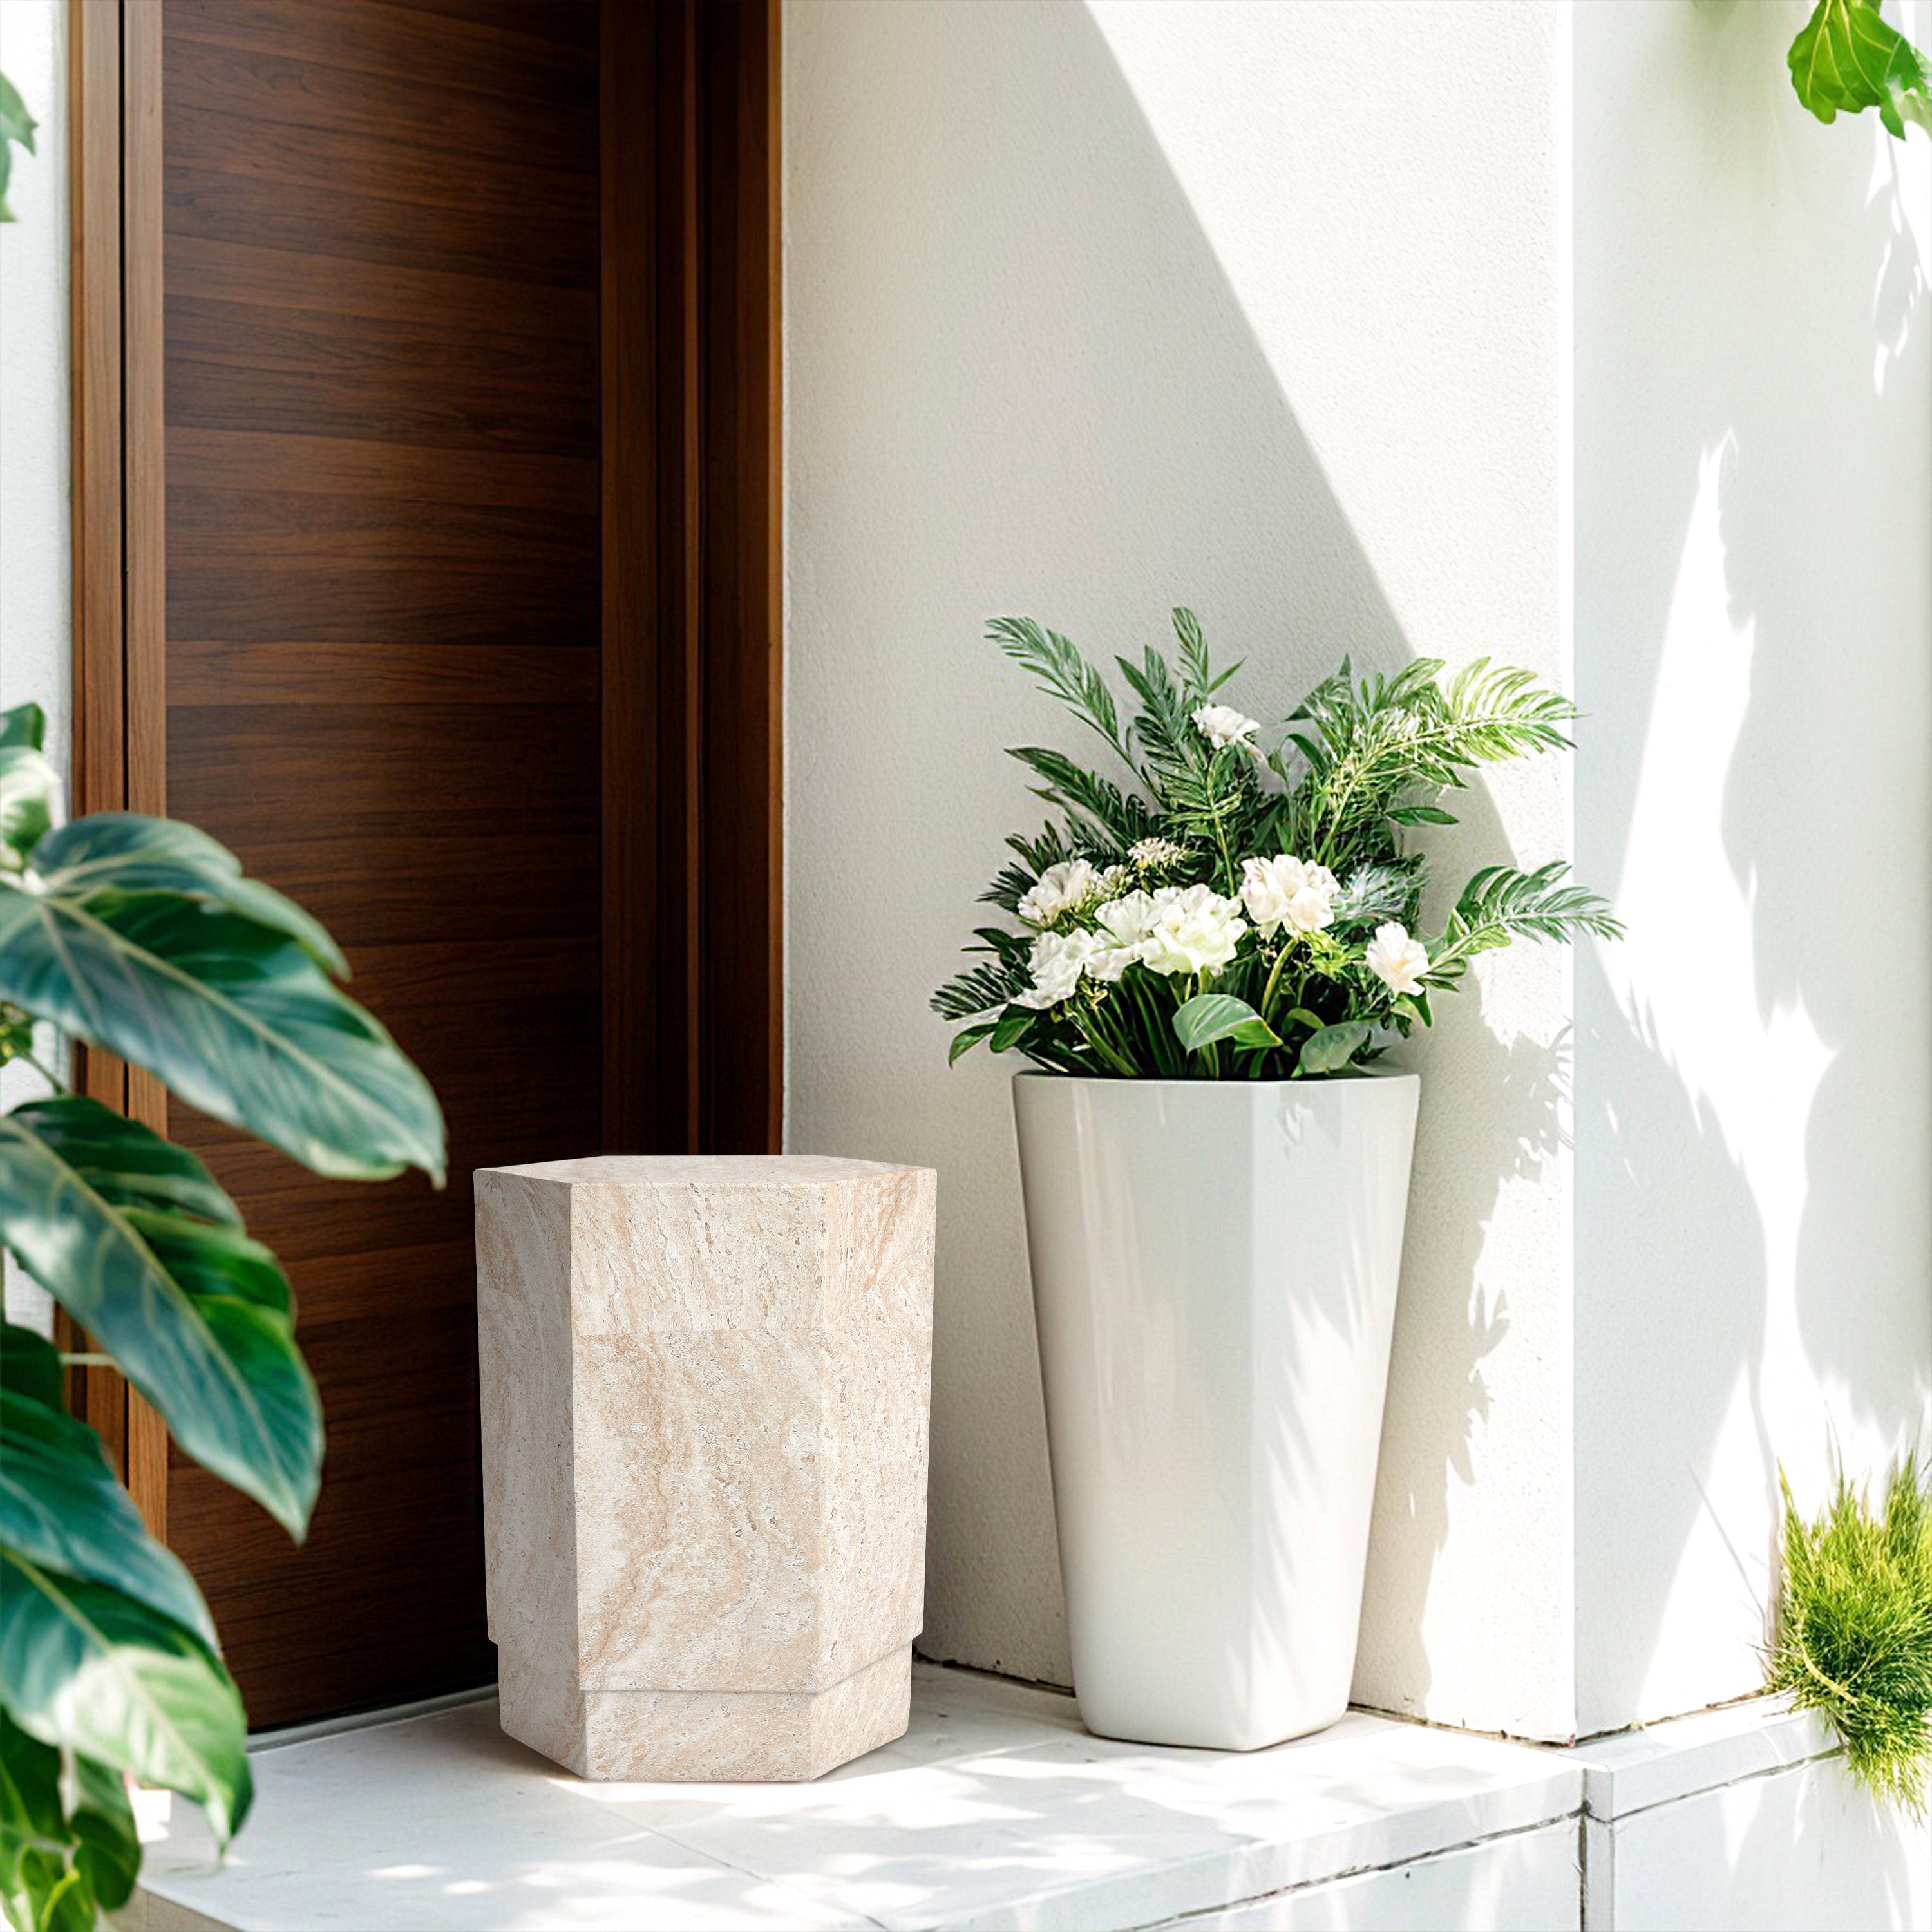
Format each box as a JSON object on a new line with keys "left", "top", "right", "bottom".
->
{"left": 133, "top": 1665, "right": 1580, "bottom": 1932}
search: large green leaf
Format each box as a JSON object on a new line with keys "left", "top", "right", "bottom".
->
{"left": 0, "top": 69, "right": 35, "bottom": 226}
{"left": 1172, "top": 993, "right": 1280, "bottom": 1053}
{"left": 0, "top": 877, "right": 442, "bottom": 1184}
{"left": 0, "top": 1330, "right": 217, "bottom": 1647}
{"left": 0, "top": 711, "right": 42, "bottom": 754}
{"left": 1790, "top": 0, "right": 1932, "bottom": 138}
{"left": 0, "top": 1551, "right": 250, "bottom": 1844}
{"left": 67, "top": 1754, "right": 138, "bottom": 1914}
{"left": 0, "top": 1706, "right": 66, "bottom": 1932}
{"left": 1298, "top": 1021, "right": 1371, "bottom": 1075}
{"left": 0, "top": 753, "right": 57, "bottom": 875}
{"left": 0, "top": 1101, "right": 320, "bottom": 1537}
{"left": 28, "top": 815, "right": 346, "bottom": 977}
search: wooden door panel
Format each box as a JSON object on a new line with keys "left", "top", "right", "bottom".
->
{"left": 160, "top": 0, "right": 601, "bottom": 1725}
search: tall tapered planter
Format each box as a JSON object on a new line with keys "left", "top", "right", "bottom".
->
{"left": 1014, "top": 1072, "right": 1419, "bottom": 1750}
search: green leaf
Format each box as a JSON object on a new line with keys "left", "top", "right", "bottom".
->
{"left": 1172, "top": 994, "right": 1280, "bottom": 1053}
{"left": 0, "top": 1551, "right": 250, "bottom": 1844}
{"left": 0, "top": 1709, "right": 75, "bottom": 1932}
{"left": 68, "top": 1754, "right": 138, "bottom": 1913}
{"left": 947, "top": 1021, "right": 998, "bottom": 1066}
{"left": 0, "top": 753, "right": 57, "bottom": 875}
{"left": 989, "top": 1007, "right": 1035, "bottom": 1052}
{"left": 1298, "top": 1021, "right": 1371, "bottom": 1075}
{"left": 0, "top": 872, "right": 443, "bottom": 1184}
{"left": 0, "top": 69, "right": 36, "bottom": 227}
{"left": 1388, "top": 804, "right": 1458, "bottom": 827}
{"left": 0, "top": 1329, "right": 61, "bottom": 1417}
{"left": 30, "top": 816, "right": 347, "bottom": 978}
{"left": 0, "top": 1350, "right": 218, "bottom": 1647}
{"left": 0, "top": 1100, "right": 320, "bottom": 1537}
{"left": 1790, "top": 0, "right": 1932, "bottom": 138}
{"left": 0, "top": 710, "right": 44, "bottom": 755}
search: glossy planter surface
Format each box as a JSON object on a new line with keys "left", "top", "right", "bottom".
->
{"left": 1014, "top": 1072, "right": 1420, "bottom": 1750}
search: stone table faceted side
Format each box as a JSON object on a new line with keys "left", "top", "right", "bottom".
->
{"left": 475, "top": 1155, "right": 936, "bottom": 1781}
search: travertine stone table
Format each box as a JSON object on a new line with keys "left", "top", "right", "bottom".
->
{"left": 475, "top": 1155, "right": 936, "bottom": 1781}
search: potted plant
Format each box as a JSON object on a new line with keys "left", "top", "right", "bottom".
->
{"left": 935, "top": 610, "right": 1618, "bottom": 1751}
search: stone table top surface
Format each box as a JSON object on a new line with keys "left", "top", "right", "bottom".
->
{"left": 130, "top": 1662, "right": 1585, "bottom": 1932}
{"left": 479, "top": 1155, "right": 930, "bottom": 1188}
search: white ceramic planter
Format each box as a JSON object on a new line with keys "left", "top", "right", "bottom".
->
{"left": 1014, "top": 1072, "right": 1420, "bottom": 1750}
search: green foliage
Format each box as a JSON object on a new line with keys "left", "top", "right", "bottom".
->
{"left": 1790, "top": 0, "right": 1932, "bottom": 139}
{"left": 0, "top": 694, "right": 444, "bottom": 1928}
{"left": 1767, "top": 1460, "right": 1932, "bottom": 1815}
{"left": 934, "top": 609, "right": 1619, "bottom": 1081}
{"left": 0, "top": 68, "right": 34, "bottom": 225}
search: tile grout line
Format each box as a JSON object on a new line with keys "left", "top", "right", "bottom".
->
{"left": 1119, "top": 1805, "right": 1587, "bottom": 1932}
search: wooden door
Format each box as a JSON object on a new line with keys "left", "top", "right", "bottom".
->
{"left": 70, "top": 0, "right": 779, "bottom": 1728}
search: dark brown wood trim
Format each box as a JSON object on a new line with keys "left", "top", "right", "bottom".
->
{"left": 601, "top": 0, "right": 781, "bottom": 1158}
{"left": 68, "top": 0, "right": 168, "bottom": 1536}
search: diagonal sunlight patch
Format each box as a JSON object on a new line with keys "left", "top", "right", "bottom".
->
{"left": 1604, "top": 439, "right": 1833, "bottom": 1703}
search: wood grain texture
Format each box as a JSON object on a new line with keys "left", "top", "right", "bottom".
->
{"left": 160, "top": 0, "right": 601, "bottom": 1725}
{"left": 72, "top": 0, "right": 782, "bottom": 1728}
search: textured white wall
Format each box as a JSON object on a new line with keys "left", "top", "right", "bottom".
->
{"left": 784, "top": 0, "right": 1578, "bottom": 1730}
{"left": 1572, "top": 0, "right": 1932, "bottom": 1735}
{"left": 0, "top": 0, "right": 68, "bottom": 1333}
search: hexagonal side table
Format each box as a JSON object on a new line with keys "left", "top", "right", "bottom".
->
{"left": 475, "top": 1154, "right": 936, "bottom": 1781}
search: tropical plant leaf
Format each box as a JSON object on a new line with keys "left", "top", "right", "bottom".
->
{"left": 1298, "top": 1021, "right": 1370, "bottom": 1075}
{"left": 0, "top": 1704, "right": 69, "bottom": 1932}
{"left": 1790, "top": 0, "right": 1932, "bottom": 138}
{"left": 1007, "top": 748, "right": 1153, "bottom": 849}
{"left": 1172, "top": 993, "right": 1278, "bottom": 1053}
{"left": 0, "top": 1551, "right": 251, "bottom": 1843}
{"left": 0, "top": 709, "right": 43, "bottom": 753}
{"left": 30, "top": 816, "right": 346, "bottom": 977}
{"left": 989, "top": 1007, "right": 1035, "bottom": 1052}
{"left": 0, "top": 69, "right": 35, "bottom": 226}
{"left": 0, "top": 751, "right": 57, "bottom": 875}
{"left": 68, "top": 1753, "right": 138, "bottom": 1913}
{"left": 987, "top": 618, "right": 1132, "bottom": 764}
{"left": 0, "top": 1100, "right": 320, "bottom": 1537}
{"left": 0, "top": 1329, "right": 217, "bottom": 1647}
{"left": 0, "top": 879, "right": 443, "bottom": 1184}
{"left": 932, "top": 959, "right": 1027, "bottom": 1021}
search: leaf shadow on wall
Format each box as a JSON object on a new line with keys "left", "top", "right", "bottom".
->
{"left": 1573, "top": 0, "right": 1931, "bottom": 1763}
{"left": 786, "top": 0, "right": 1571, "bottom": 1703}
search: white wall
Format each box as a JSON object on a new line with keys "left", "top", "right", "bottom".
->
{"left": 0, "top": 0, "right": 68, "bottom": 1334}
{"left": 785, "top": 0, "right": 1580, "bottom": 1732}
{"left": 1572, "top": 0, "right": 1932, "bottom": 1734}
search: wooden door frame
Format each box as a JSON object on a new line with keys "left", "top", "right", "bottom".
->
{"left": 69, "top": 0, "right": 783, "bottom": 1539}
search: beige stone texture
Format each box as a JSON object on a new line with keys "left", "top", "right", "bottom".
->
{"left": 476, "top": 1155, "right": 936, "bottom": 1781}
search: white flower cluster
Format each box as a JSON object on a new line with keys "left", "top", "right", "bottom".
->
{"left": 1190, "top": 703, "right": 1260, "bottom": 751}
{"left": 1016, "top": 884, "right": 1248, "bottom": 1008}
{"left": 1365, "top": 922, "right": 1429, "bottom": 997}
{"left": 1239, "top": 853, "right": 1338, "bottom": 936}
{"left": 1016, "top": 858, "right": 1127, "bottom": 929}
{"left": 1128, "top": 837, "right": 1189, "bottom": 871}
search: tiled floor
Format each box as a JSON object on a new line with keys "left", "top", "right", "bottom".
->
{"left": 129, "top": 1663, "right": 1585, "bottom": 1931}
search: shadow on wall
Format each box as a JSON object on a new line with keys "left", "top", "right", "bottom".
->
{"left": 1574, "top": 0, "right": 1932, "bottom": 1730}
{"left": 786, "top": 0, "right": 1562, "bottom": 1699}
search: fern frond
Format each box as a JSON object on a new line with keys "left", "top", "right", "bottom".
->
{"left": 1427, "top": 860, "right": 1622, "bottom": 982}
{"left": 931, "top": 957, "right": 1027, "bottom": 1021}
{"left": 988, "top": 618, "right": 1132, "bottom": 764}
{"left": 1007, "top": 746, "right": 1157, "bottom": 848}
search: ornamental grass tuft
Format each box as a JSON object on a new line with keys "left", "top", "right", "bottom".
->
{"left": 1767, "top": 1460, "right": 1932, "bottom": 1815}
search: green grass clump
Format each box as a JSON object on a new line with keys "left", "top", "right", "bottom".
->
{"left": 1766, "top": 1460, "right": 1932, "bottom": 1815}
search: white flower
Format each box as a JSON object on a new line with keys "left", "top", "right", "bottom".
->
{"left": 1139, "top": 884, "right": 1248, "bottom": 976}
{"left": 1191, "top": 703, "right": 1260, "bottom": 752}
{"left": 1128, "top": 837, "right": 1188, "bottom": 870}
{"left": 1018, "top": 858, "right": 1104, "bottom": 929}
{"left": 1014, "top": 930, "right": 1097, "bottom": 1008}
{"left": 1365, "top": 921, "right": 1430, "bottom": 998}
{"left": 1094, "top": 891, "right": 1159, "bottom": 944}
{"left": 1240, "top": 853, "right": 1340, "bottom": 936}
